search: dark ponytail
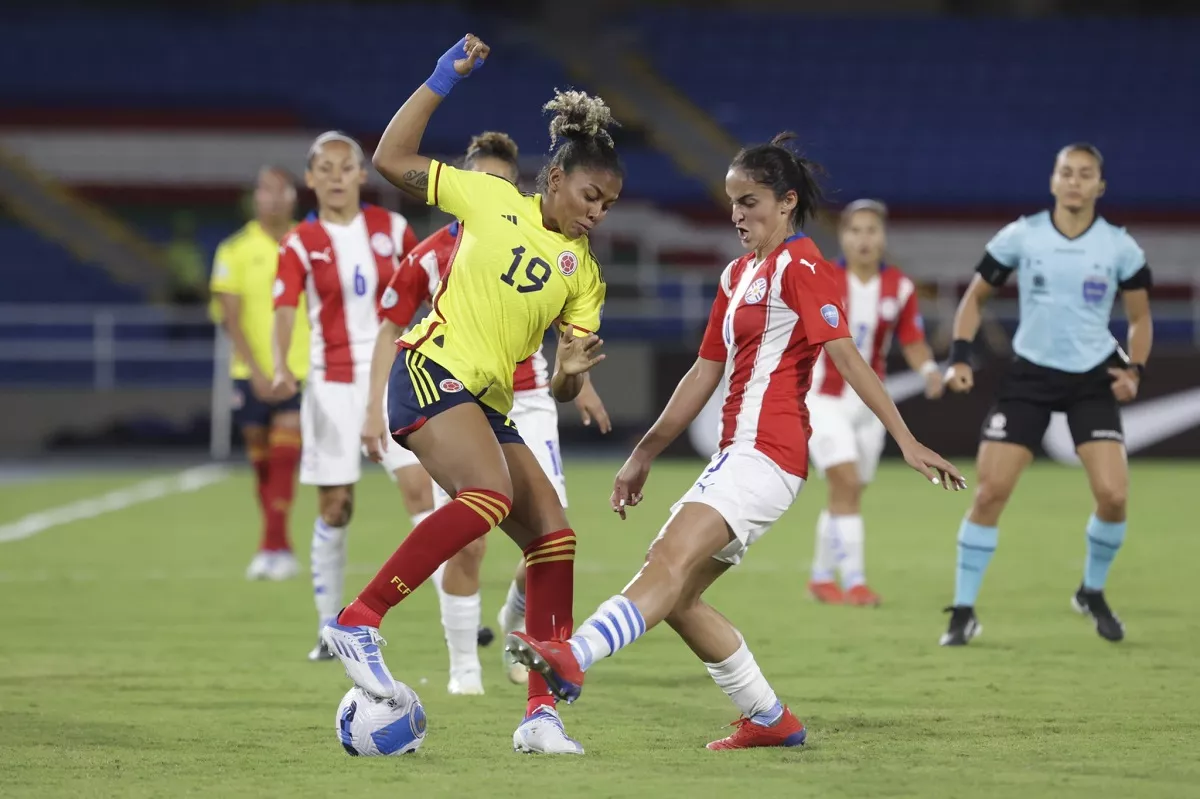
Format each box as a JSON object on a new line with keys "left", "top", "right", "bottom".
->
{"left": 537, "top": 89, "right": 624, "bottom": 191}
{"left": 730, "top": 132, "right": 825, "bottom": 227}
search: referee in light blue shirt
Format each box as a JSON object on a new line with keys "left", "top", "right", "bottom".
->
{"left": 938, "top": 143, "right": 1153, "bottom": 647}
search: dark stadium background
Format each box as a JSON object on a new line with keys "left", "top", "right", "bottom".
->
{"left": 1, "top": 0, "right": 1197, "bottom": 462}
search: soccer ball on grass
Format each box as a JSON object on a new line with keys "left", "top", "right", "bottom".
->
{"left": 335, "top": 683, "right": 427, "bottom": 756}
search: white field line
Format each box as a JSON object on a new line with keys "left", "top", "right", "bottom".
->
{"left": 0, "top": 464, "right": 229, "bottom": 544}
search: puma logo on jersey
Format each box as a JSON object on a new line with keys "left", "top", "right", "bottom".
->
{"left": 800, "top": 258, "right": 817, "bottom": 273}
{"left": 501, "top": 214, "right": 517, "bottom": 225}
{"left": 309, "top": 248, "right": 333, "bottom": 263}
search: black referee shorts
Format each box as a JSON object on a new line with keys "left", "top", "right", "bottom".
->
{"left": 980, "top": 354, "right": 1124, "bottom": 452}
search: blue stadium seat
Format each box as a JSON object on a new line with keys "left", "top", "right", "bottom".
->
{"left": 627, "top": 12, "right": 1200, "bottom": 207}
{"left": 0, "top": 225, "right": 143, "bottom": 303}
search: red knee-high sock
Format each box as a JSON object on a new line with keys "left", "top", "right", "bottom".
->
{"left": 248, "top": 442, "right": 271, "bottom": 551}
{"left": 263, "top": 427, "right": 301, "bottom": 552}
{"left": 522, "top": 529, "right": 577, "bottom": 715}
{"left": 339, "top": 488, "right": 512, "bottom": 628}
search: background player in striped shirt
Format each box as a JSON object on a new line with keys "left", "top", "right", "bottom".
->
{"left": 269, "top": 132, "right": 423, "bottom": 661}
{"left": 210, "top": 166, "right": 307, "bottom": 581}
{"left": 940, "top": 143, "right": 1152, "bottom": 646}
{"left": 327, "top": 34, "right": 621, "bottom": 755}
{"left": 508, "top": 134, "right": 965, "bottom": 751}
{"left": 366, "top": 130, "right": 611, "bottom": 695}
{"left": 806, "top": 200, "right": 944, "bottom": 607}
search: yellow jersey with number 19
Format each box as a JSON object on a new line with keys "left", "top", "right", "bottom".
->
{"left": 400, "top": 160, "right": 605, "bottom": 416}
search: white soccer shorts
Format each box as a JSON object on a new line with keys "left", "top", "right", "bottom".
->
{"left": 300, "top": 369, "right": 417, "bottom": 486}
{"left": 432, "top": 389, "right": 566, "bottom": 509}
{"left": 806, "top": 392, "right": 887, "bottom": 484}
{"left": 670, "top": 445, "right": 804, "bottom": 566}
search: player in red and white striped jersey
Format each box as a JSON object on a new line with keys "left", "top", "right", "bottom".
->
{"left": 508, "top": 134, "right": 964, "bottom": 751}
{"left": 270, "top": 131, "right": 425, "bottom": 660}
{"left": 367, "top": 131, "right": 609, "bottom": 695}
{"left": 806, "top": 200, "right": 944, "bottom": 607}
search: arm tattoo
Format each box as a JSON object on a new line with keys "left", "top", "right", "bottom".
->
{"left": 401, "top": 170, "right": 429, "bottom": 193}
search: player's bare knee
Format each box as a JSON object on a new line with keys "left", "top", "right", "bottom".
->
{"left": 459, "top": 536, "right": 487, "bottom": 569}
{"left": 320, "top": 489, "right": 354, "bottom": 527}
{"left": 825, "top": 463, "right": 863, "bottom": 514}
{"left": 643, "top": 538, "right": 690, "bottom": 592}
{"left": 971, "top": 478, "right": 1014, "bottom": 524}
{"left": 1093, "top": 481, "right": 1127, "bottom": 520}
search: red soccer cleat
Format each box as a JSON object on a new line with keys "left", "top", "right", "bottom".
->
{"left": 808, "top": 580, "right": 845, "bottom": 604}
{"left": 504, "top": 631, "right": 585, "bottom": 704}
{"left": 845, "top": 584, "right": 882, "bottom": 607}
{"left": 707, "top": 706, "right": 807, "bottom": 751}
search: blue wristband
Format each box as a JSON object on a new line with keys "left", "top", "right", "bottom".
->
{"left": 425, "top": 36, "right": 485, "bottom": 97}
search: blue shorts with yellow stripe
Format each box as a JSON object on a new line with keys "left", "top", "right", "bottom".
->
{"left": 387, "top": 348, "right": 524, "bottom": 448}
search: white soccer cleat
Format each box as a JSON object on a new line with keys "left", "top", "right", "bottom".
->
{"left": 266, "top": 551, "right": 299, "bottom": 581}
{"left": 321, "top": 623, "right": 397, "bottom": 699}
{"left": 245, "top": 551, "right": 273, "bottom": 580}
{"left": 447, "top": 670, "right": 485, "bottom": 696}
{"left": 512, "top": 705, "right": 584, "bottom": 755}
{"left": 498, "top": 604, "right": 529, "bottom": 685}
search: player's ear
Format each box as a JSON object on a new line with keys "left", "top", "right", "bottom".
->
{"left": 305, "top": 169, "right": 316, "bottom": 191}
{"left": 356, "top": 166, "right": 367, "bottom": 187}
{"left": 1096, "top": 178, "right": 1106, "bottom": 199}
{"left": 547, "top": 165, "right": 563, "bottom": 194}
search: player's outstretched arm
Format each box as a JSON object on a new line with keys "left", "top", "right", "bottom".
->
{"left": 373, "top": 34, "right": 489, "bottom": 200}
{"left": 610, "top": 357, "right": 723, "bottom": 518}
{"left": 824, "top": 337, "right": 966, "bottom": 491}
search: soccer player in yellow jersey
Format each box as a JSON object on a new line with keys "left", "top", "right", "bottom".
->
{"left": 327, "top": 34, "right": 621, "bottom": 755}
{"left": 210, "top": 166, "right": 308, "bottom": 581}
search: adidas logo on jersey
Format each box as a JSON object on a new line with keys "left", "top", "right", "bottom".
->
{"left": 501, "top": 214, "right": 517, "bottom": 225}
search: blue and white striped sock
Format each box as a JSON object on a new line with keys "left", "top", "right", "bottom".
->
{"left": 311, "top": 518, "right": 348, "bottom": 627}
{"left": 567, "top": 595, "right": 647, "bottom": 671}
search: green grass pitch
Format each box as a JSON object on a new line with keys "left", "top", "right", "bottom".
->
{"left": 1, "top": 459, "right": 1198, "bottom": 798}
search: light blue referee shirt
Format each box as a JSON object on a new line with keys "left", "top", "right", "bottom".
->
{"left": 978, "top": 211, "right": 1148, "bottom": 373}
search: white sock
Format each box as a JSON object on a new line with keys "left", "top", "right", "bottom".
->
{"left": 501, "top": 579, "right": 526, "bottom": 630}
{"left": 811, "top": 510, "right": 837, "bottom": 582}
{"left": 705, "top": 635, "right": 783, "bottom": 726}
{"left": 567, "top": 595, "right": 647, "bottom": 671}
{"left": 311, "top": 518, "right": 347, "bottom": 629}
{"left": 833, "top": 514, "right": 866, "bottom": 588}
{"left": 439, "top": 590, "right": 482, "bottom": 677}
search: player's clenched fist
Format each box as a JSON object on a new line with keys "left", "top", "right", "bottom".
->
{"left": 945, "top": 362, "right": 974, "bottom": 393}
{"left": 454, "top": 34, "right": 489, "bottom": 75}
{"left": 426, "top": 34, "right": 489, "bottom": 97}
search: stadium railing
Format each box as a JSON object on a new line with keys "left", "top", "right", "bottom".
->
{"left": 3, "top": 276, "right": 1197, "bottom": 457}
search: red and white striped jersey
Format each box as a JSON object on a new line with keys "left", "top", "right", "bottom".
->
{"left": 698, "top": 235, "right": 851, "bottom": 478}
{"left": 811, "top": 264, "right": 925, "bottom": 397}
{"left": 274, "top": 205, "right": 418, "bottom": 383}
{"left": 378, "top": 222, "right": 549, "bottom": 392}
